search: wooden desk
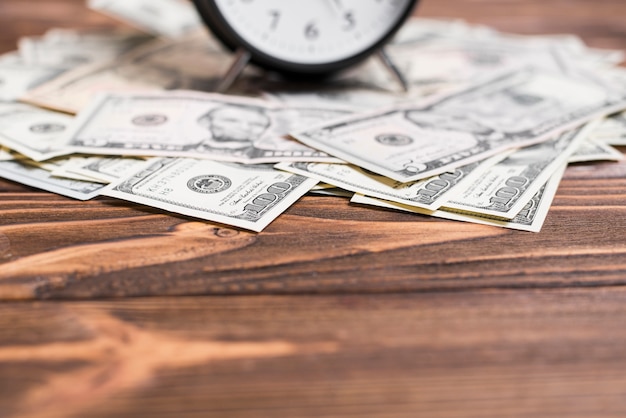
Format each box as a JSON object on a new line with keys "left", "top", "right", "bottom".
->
{"left": 1, "top": 1, "right": 626, "bottom": 417}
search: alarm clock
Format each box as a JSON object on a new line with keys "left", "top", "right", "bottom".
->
{"left": 191, "top": 0, "right": 419, "bottom": 91}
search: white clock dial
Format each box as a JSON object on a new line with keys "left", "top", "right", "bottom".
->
{"left": 213, "top": 0, "right": 414, "bottom": 65}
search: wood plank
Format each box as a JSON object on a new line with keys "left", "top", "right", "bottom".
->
{"left": 418, "top": 0, "right": 626, "bottom": 49}
{"left": 2, "top": 3, "right": 626, "bottom": 416}
{"left": 3, "top": 289, "right": 626, "bottom": 417}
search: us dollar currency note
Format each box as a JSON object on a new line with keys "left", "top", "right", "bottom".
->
{"left": 276, "top": 153, "right": 505, "bottom": 211}
{"left": 0, "top": 146, "right": 15, "bottom": 161}
{"left": 10, "top": 155, "right": 89, "bottom": 180}
{"left": 568, "top": 138, "right": 624, "bottom": 162}
{"left": 292, "top": 67, "right": 626, "bottom": 183}
{"left": 0, "top": 58, "right": 65, "bottom": 102}
{"left": 351, "top": 164, "right": 567, "bottom": 233}
{"left": 0, "top": 159, "right": 106, "bottom": 200}
{"left": 595, "top": 134, "right": 626, "bottom": 146}
{"left": 46, "top": 157, "right": 111, "bottom": 183}
{"left": 590, "top": 113, "right": 626, "bottom": 145}
{"left": 358, "top": 34, "right": 570, "bottom": 95}
{"left": 88, "top": 0, "right": 202, "bottom": 39}
{"left": 68, "top": 156, "right": 151, "bottom": 183}
{"left": 349, "top": 14, "right": 610, "bottom": 97}
{"left": 0, "top": 103, "right": 74, "bottom": 161}
{"left": 18, "top": 30, "right": 151, "bottom": 69}
{"left": 391, "top": 18, "right": 620, "bottom": 75}
{"left": 443, "top": 123, "right": 593, "bottom": 219}
{"left": 102, "top": 158, "right": 318, "bottom": 232}
{"left": 307, "top": 184, "right": 354, "bottom": 198}
{"left": 21, "top": 33, "right": 231, "bottom": 114}
{"left": 592, "top": 111, "right": 626, "bottom": 135}
{"left": 62, "top": 90, "right": 349, "bottom": 163}
{"left": 264, "top": 88, "right": 413, "bottom": 111}
{"left": 390, "top": 17, "right": 490, "bottom": 46}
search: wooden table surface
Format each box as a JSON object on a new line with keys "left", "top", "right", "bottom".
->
{"left": 1, "top": 1, "right": 626, "bottom": 417}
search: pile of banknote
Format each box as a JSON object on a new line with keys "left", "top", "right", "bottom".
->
{"left": 0, "top": 0, "right": 625, "bottom": 232}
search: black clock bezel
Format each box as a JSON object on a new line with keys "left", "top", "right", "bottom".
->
{"left": 191, "top": 0, "right": 418, "bottom": 78}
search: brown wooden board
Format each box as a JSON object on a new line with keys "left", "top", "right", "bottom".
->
{"left": 3, "top": 290, "right": 626, "bottom": 417}
{"left": 3, "top": 1, "right": 626, "bottom": 417}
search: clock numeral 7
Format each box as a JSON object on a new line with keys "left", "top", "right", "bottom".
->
{"left": 268, "top": 10, "right": 280, "bottom": 30}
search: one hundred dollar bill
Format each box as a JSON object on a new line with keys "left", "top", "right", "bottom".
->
{"left": 276, "top": 153, "right": 505, "bottom": 211}
{"left": 0, "top": 103, "right": 74, "bottom": 161}
{"left": 292, "top": 67, "right": 626, "bottom": 183}
{"left": 442, "top": 123, "right": 593, "bottom": 219}
{"left": 87, "top": 0, "right": 202, "bottom": 39}
{"left": 102, "top": 157, "right": 318, "bottom": 232}
{"left": 62, "top": 90, "right": 349, "bottom": 163}
{"left": 350, "top": 164, "right": 567, "bottom": 233}
{"left": 0, "top": 159, "right": 107, "bottom": 200}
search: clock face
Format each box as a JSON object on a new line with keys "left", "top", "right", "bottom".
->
{"left": 194, "top": 0, "right": 417, "bottom": 74}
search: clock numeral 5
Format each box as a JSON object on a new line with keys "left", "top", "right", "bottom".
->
{"left": 342, "top": 11, "right": 355, "bottom": 30}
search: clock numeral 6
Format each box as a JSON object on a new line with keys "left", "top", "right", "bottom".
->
{"left": 304, "top": 22, "right": 319, "bottom": 40}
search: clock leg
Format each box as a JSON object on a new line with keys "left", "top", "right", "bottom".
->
{"left": 215, "top": 48, "right": 251, "bottom": 93}
{"left": 376, "top": 48, "right": 409, "bottom": 93}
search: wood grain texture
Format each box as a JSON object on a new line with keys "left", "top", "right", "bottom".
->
{"left": 3, "top": 289, "right": 626, "bottom": 417}
{"left": 2, "top": 1, "right": 626, "bottom": 417}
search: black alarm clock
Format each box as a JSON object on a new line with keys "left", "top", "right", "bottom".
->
{"left": 191, "top": 0, "right": 419, "bottom": 91}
